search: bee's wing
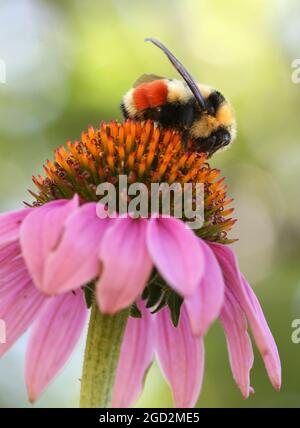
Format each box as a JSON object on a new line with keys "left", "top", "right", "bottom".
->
{"left": 133, "top": 73, "right": 166, "bottom": 88}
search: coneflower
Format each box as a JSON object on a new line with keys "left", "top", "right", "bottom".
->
{"left": 0, "top": 120, "right": 281, "bottom": 407}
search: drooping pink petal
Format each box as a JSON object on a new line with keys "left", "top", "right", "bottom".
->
{"left": 185, "top": 240, "right": 224, "bottom": 336}
{"left": 220, "top": 287, "right": 254, "bottom": 399}
{"left": 209, "top": 242, "right": 281, "bottom": 391}
{"left": 43, "top": 203, "right": 110, "bottom": 294}
{"left": 155, "top": 305, "right": 204, "bottom": 408}
{"left": 0, "top": 208, "right": 31, "bottom": 248}
{"left": 112, "top": 301, "right": 154, "bottom": 408}
{"left": 25, "top": 290, "right": 87, "bottom": 402}
{"left": 20, "top": 196, "right": 79, "bottom": 291}
{"left": 0, "top": 281, "right": 48, "bottom": 357}
{"left": 147, "top": 217, "right": 204, "bottom": 297}
{"left": 97, "top": 218, "right": 152, "bottom": 314}
{"left": 242, "top": 275, "right": 281, "bottom": 391}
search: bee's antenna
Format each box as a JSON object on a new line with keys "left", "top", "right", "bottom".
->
{"left": 145, "top": 37, "right": 207, "bottom": 110}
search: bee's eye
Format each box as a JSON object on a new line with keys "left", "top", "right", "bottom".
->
{"left": 221, "top": 132, "right": 231, "bottom": 146}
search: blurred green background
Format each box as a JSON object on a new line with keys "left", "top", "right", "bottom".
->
{"left": 1, "top": 0, "right": 300, "bottom": 408}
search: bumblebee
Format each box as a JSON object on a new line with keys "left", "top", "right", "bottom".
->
{"left": 121, "top": 38, "right": 236, "bottom": 156}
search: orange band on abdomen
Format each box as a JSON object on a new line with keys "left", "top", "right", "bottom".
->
{"left": 133, "top": 80, "right": 168, "bottom": 110}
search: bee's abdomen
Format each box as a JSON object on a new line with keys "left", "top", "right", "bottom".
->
{"left": 134, "top": 80, "right": 168, "bottom": 110}
{"left": 122, "top": 80, "right": 168, "bottom": 118}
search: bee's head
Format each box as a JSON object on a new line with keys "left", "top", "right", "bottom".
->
{"left": 190, "top": 85, "right": 236, "bottom": 156}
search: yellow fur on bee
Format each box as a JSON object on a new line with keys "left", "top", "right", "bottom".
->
{"left": 190, "top": 100, "right": 236, "bottom": 140}
{"left": 123, "top": 88, "right": 138, "bottom": 116}
{"left": 216, "top": 104, "right": 234, "bottom": 127}
{"left": 190, "top": 114, "right": 218, "bottom": 138}
{"left": 166, "top": 81, "right": 213, "bottom": 104}
{"left": 198, "top": 84, "right": 213, "bottom": 99}
{"left": 167, "top": 80, "right": 191, "bottom": 103}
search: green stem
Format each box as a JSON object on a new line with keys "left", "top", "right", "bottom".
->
{"left": 80, "top": 301, "right": 130, "bottom": 408}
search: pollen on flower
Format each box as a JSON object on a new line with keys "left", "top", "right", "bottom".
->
{"left": 30, "top": 119, "right": 236, "bottom": 244}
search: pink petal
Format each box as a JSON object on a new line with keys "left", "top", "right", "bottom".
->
{"left": 97, "top": 218, "right": 152, "bottom": 314}
{"left": 0, "top": 244, "right": 31, "bottom": 299}
{"left": 185, "top": 240, "right": 224, "bottom": 336}
{"left": 20, "top": 196, "right": 79, "bottom": 291}
{"left": 0, "top": 256, "right": 29, "bottom": 298}
{"left": 0, "top": 241, "right": 21, "bottom": 269}
{"left": 0, "top": 208, "right": 31, "bottom": 248}
{"left": 0, "top": 281, "right": 48, "bottom": 357}
{"left": 147, "top": 217, "right": 204, "bottom": 297}
{"left": 43, "top": 203, "right": 110, "bottom": 294}
{"left": 112, "top": 301, "right": 154, "bottom": 407}
{"left": 220, "top": 287, "right": 254, "bottom": 399}
{"left": 155, "top": 305, "right": 204, "bottom": 408}
{"left": 25, "top": 289, "right": 87, "bottom": 402}
{"left": 210, "top": 242, "right": 281, "bottom": 391}
{"left": 242, "top": 275, "right": 281, "bottom": 391}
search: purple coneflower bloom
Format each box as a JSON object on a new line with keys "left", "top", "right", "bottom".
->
{"left": 0, "top": 120, "right": 281, "bottom": 407}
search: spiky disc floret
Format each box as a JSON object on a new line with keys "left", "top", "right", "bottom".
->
{"left": 30, "top": 119, "right": 235, "bottom": 244}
